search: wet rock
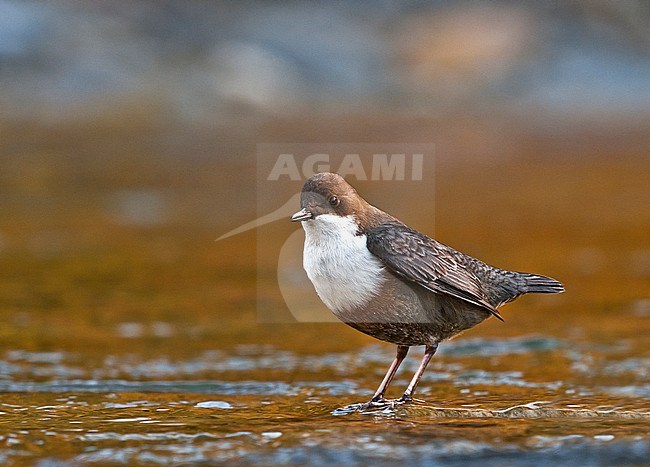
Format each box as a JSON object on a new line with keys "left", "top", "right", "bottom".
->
{"left": 195, "top": 401, "right": 232, "bottom": 409}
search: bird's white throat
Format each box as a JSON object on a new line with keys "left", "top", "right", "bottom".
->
{"left": 302, "top": 214, "right": 385, "bottom": 313}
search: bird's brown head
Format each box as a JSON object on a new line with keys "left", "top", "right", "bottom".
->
{"left": 290, "top": 172, "right": 364, "bottom": 221}
{"left": 291, "top": 172, "right": 390, "bottom": 229}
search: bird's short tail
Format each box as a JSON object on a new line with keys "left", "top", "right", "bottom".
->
{"left": 519, "top": 273, "right": 564, "bottom": 294}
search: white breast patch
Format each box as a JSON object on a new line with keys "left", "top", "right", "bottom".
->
{"left": 302, "top": 214, "right": 385, "bottom": 313}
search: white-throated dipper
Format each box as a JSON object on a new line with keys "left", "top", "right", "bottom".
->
{"left": 291, "top": 172, "right": 564, "bottom": 406}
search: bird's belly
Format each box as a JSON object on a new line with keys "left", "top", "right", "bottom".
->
{"left": 347, "top": 288, "right": 492, "bottom": 345}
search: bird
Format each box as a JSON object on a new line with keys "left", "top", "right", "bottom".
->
{"left": 291, "top": 172, "right": 564, "bottom": 407}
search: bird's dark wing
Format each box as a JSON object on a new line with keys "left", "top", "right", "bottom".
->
{"left": 366, "top": 222, "right": 503, "bottom": 321}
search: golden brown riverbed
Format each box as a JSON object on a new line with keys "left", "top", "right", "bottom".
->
{"left": 0, "top": 119, "right": 648, "bottom": 464}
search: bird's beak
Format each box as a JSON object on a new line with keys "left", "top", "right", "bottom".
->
{"left": 291, "top": 208, "right": 313, "bottom": 222}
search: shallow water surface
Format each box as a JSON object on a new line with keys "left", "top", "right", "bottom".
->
{"left": 0, "top": 336, "right": 648, "bottom": 464}
{"left": 0, "top": 144, "right": 648, "bottom": 464}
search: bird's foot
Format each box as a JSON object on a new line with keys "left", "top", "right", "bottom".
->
{"left": 332, "top": 396, "right": 423, "bottom": 415}
{"left": 397, "top": 394, "right": 413, "bottom": 403}
{"left": 331, "top": 399, "right": 395, "bottom": 415}
{"left": 359, "top": 397, "right": 389, "bottom": 410}
{"left": 358, "top": 396, "right": 416, "bottom": 411}
{"left": 331, "top": 402, "right": 367, "bottom": 415}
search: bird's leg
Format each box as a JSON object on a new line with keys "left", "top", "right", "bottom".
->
{"left": 368, "top": 345, "right": 409, "bottom": 404}
{"left": 399, "top": 343, "right": 438, "bottom": 402}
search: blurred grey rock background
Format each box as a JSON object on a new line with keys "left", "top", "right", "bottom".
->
{"left": 1, "top": 0, "right": 648, "bottom": 126}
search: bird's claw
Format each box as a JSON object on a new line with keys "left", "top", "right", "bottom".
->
{"left": 333, "top": 395, "right": 424, "bottom": 415}
{"left": 360, "top": 398, "right": 387, "bottom": 410}
{"left": 358, "top": 397, "right": 414, "bottom": 411}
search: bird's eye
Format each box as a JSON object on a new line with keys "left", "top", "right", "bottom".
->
{"left": 328, "top": 195, "right": 339, "bottom": 206}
